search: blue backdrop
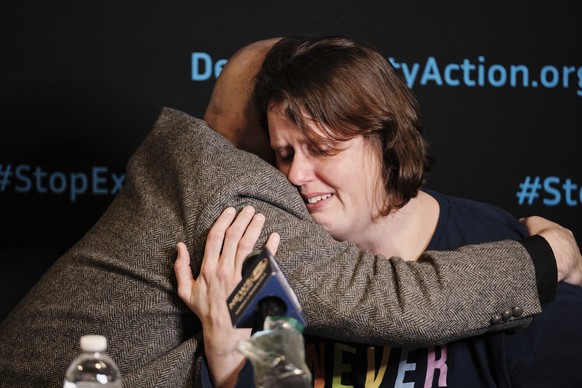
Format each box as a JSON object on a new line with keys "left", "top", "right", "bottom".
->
{"left": 1, "top": 1, "right": 580, "bottom": 320}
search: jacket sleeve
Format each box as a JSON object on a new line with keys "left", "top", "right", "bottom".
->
{"left": 209, "top": 172, "right": 541, "bottom": 347}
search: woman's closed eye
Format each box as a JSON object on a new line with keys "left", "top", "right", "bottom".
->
{"left": 275, "top": 148, "right": 294, "bottom": 163}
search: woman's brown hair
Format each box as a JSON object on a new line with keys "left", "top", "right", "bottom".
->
{"left": 253, "top": 36, "right": 432, "bottom": 215}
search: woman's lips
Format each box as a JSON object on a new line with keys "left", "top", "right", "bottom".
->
{"left": 303, "top": 193, "right": 333, "bottom": 210}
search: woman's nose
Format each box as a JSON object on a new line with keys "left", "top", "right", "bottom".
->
{"left": 286, "top": 153, "right": 313, "bottom": 186}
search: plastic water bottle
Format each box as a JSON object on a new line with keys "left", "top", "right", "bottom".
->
{"left": 63, "top": 335, "right": 122, "bottom": 387}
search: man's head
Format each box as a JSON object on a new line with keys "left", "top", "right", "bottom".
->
{"left": 204, "top": 38, "right": 281, "bottom": 165}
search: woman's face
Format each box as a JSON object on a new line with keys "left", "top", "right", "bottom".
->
{"left": 267, "top": 105, "right": 385, "bottom": 242}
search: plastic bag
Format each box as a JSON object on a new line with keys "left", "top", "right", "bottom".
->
{"left": 237, "top": 316, "right": 312, "bottom": 388}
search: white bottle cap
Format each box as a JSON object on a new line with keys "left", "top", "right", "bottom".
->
{"left": 80, "top": 335, "right": 107, "bottom": 352}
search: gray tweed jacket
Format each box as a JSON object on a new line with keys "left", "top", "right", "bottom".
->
{"left": 0, "top": 108, "right": 541, "bottom": 387}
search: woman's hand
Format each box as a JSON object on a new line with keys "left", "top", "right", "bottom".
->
{"left": 174, "top": 205, "right": 280, "bottom": 387}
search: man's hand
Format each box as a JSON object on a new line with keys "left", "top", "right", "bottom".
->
{"left": 521, "top": 216, "right": 582, "bottom": 286}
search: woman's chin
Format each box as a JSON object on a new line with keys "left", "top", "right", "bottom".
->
{"left": 317, "top": 222, "right": 347, "bottom": 242}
